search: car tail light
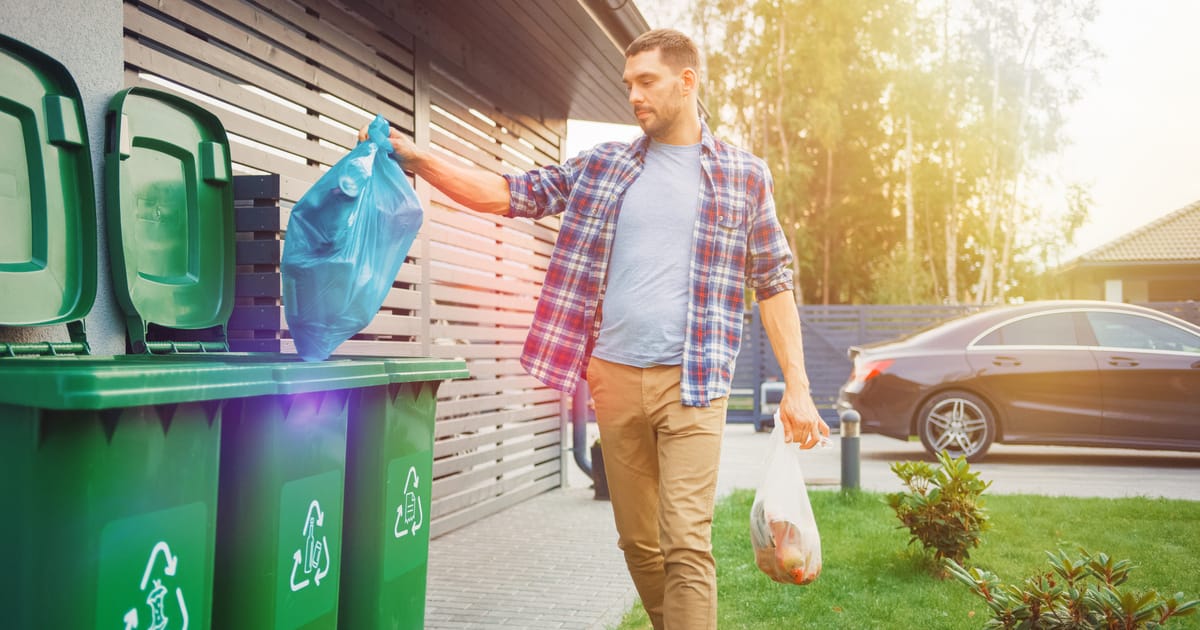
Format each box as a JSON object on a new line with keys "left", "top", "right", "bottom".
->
{"left": 851, "top": 358, "right": 893, "bottom": 385}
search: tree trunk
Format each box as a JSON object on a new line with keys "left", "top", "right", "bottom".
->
{"left": 905, "top": 113, "right": 915, "bottom": 261}
{"left": 997, "top": 184, "right": 1017, "bottom": 301}
{"left": 776, "top": 10, "right": 789, "bottom": 175}
{"left": 997, "top": 10, "right": 1042, "bottom": 302}
{"left": 974, "top": 23, "right": 1003, "bottom": 305}
{"left": 944, "top": 216, "right": 957, "bottom": 304}
{"left": 773, "top": 8, "right": 800, "bottom": 302}
{"left": 905, "top": 113, "right": 916, "bottom": 303}
{"left": 945, "top": 150, "right": 959, "bottom": 304}
{"left": 924, "top": 201, "right": 942, "bottom": 299}
{"left": 942, "top": 0, "right": 959, "bottom": 305}
{"left": 821, "top": 146, "right": 834, "bottom": 305}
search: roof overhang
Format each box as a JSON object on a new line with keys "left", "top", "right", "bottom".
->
{"left": 375, "top": 0, "right": 650, "bottom": 126}
{"left": 1058, "top": 259, "right": 1200, "bottom": 276}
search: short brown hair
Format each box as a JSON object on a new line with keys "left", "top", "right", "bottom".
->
{"left": 625, "top": 29, "right": 701, "bottom": 75}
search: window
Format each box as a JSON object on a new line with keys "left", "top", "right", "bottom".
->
{"left": 976, "top": 312, "right": 1080, "bottom": 346}
{"left": 1086, "top": 312, "right": 1200, "bottom": 353}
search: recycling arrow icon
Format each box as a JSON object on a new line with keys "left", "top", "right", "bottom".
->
{"left": 124, "top": 541, "right": 189, "bottom": 630}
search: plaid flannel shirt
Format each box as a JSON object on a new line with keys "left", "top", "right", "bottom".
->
{"left": 503, "top": 122, "right": 794, "bottom": 406}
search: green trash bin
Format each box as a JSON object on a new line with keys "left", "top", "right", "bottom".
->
{"left": 104, "top": 87, "right": 375, "bottom": 629}
{"left": 340, "top": 358, "right": 469, "bottom": 629}
{"left": 1, "top": 34, "right": 274, "bottom": 629}
{"left": 211, "top": 359, "right": 387, "bottom": 629}
{"left": 0, "top": 357, "right": 276, "bottom": 630}
{"left": 103, "top": 87, "right": 468, "bottom": 628}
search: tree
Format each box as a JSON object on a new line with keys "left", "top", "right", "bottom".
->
{"left": 690, "top": 0, "right": 1099, "bottom": 304}
{"left": 697, "top": 0, "right": 910, "bottom": 304}
{"left": 960, "top": 0, "right": 1099, "bottom": 302}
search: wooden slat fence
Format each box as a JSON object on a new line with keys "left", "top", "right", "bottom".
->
{"left": 421, "top": 59, "right": 565, "bottom": 535}
{"left": 1144, "top": 301, "right": 1200, "bottom": 326}
{"left": 792, "top": 304, "right": 980, "bottom": 413}
{"left": 123, "top": 0, "right": 566, "bottom": 537}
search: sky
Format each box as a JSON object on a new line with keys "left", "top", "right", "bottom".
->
{"left": 567, "top": 0, "right": 1200, "bottom": 260}
{"left": 1054, "top": 0, "right": 1200, "bottom": 256}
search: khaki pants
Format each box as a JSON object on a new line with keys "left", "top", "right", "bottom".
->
{"left": 586, "top": 357, "right": 727, "bottom": 630}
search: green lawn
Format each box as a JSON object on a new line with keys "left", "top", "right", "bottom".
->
{"left": 615, "top": 490, "right": 1200, "bottom": 629}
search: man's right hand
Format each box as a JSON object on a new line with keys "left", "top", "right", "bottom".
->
{"left": 355, "top": 119, "right": 510, "bottom": 215}
{"left": 357, "top": 123, "right": 422, "bottom": 169}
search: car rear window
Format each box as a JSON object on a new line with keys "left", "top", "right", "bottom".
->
{"left": 1086, "top": 311, "right": 1200, "bottom": 352}
{"left": 976, "top": 312, "right": 1080, "bottom": 346}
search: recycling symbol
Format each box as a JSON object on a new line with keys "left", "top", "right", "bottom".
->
{"left": 123, "top": 542, "right": 189, "bottom": 630}
{"left": 290, "top": 500, "right": 332, "bottom": 592}
{"left": 394, "top": 466, "right": 424, "bottom": 539}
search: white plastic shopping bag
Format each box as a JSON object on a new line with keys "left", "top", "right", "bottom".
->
{"left": 749, "top": 419, "right": 823, "bottom": 585}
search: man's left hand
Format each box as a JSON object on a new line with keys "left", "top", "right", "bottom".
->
{"left": 777, "top": 389, "right": 830, "bottom": 449}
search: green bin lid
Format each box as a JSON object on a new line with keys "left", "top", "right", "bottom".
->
{"left": 0, "top": 357, "right": 277, "bottom": 410}
{"left": 113, "top": 352, "right": 392, "bottom": 396}
{"left": 104, "top": 87, "right": 234, "bottom": 349}
{"left": 270, "top": 358, "right": 390, "bottom": 394}
{"left": 382, "top": 358, "right": 469, "bottom": 383}
{"left": 0, "top": 34, "right": 97, "bottom": 328}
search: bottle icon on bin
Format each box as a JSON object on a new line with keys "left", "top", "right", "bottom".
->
{"left": 290, "top": 500, "right": 331, "bottom": 592}
{"left": 304, "top": 513, "right": 322, "bottom": 574}
{"left": 394, "top": 466, "right": 423, "bottom": 538}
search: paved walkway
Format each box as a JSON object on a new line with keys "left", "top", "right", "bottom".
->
{"left": 425, "top": 485, "right": 634, "bottom": 630}
{"left": 425, "top": 424, "right": 1200, "bottom": 629}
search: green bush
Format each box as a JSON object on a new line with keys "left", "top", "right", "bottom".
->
{"left": 946, "top": 549, "right": 1200, "bottom": 629}
{"left": 887, "top": 450, "right": 991, "bottom": 569}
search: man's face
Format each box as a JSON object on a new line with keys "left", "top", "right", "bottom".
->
{"left": 622, "top": 49, "right": 689, "bottom": 140}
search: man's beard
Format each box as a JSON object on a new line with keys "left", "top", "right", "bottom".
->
{"left": 636, "top": 86, "right": 683, "bottom": 140}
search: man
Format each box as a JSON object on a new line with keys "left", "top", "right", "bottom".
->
{"left": 363, "top": 28, "right": 828, "bottom": 630}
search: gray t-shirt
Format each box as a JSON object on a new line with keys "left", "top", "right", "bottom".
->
{"left": 592, "top": 140, "right": 702, "bottom": 367}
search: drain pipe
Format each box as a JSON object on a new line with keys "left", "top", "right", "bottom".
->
{"left": 572, "top": 381, "right": 593, "bottom": 477}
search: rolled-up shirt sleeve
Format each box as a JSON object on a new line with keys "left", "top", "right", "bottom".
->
{"left": 745, "top": 163, "right": 795, "bottom": 301}
{"left": 503, "top": 153, "right": 587, "bottom": 220}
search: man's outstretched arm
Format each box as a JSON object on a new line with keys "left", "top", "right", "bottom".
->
{"left": 359, "top": 125, "right": 509, "bottom": 215}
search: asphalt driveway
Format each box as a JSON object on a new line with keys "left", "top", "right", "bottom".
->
{"left": 715, "top": 424, "right": 1200, "bottom": 500}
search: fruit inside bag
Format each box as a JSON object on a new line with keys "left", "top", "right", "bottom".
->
{"left": 749, "top": 422, "right": 823, "bottom": 585}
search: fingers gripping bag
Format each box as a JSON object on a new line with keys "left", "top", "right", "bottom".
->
{"left": 750, "top": 421, "right": 823, "bottom": 585}
{"left": 282, "top": 114, "right": 423, "bottom": 360}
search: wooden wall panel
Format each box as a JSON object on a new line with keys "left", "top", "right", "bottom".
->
{"left": 421, "top": 55, "right": 566, "bottom": 534}
{"left": 125, "top": 0, "right": 568, "bottom": 537}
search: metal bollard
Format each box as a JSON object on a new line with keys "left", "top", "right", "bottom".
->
{"left": 840, "top": 409, "right": 862, "bottom": 491}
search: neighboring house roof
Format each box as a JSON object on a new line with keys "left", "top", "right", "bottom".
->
{"left": 1070, "top": 200, "right": 1200, "bottom": 266}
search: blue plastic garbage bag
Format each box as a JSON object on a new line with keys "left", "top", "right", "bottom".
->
{"left": 282, "top": 114, "right": 422, "bottom": 360}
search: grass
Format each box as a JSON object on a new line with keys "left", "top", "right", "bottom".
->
{"left": 727, "top": 394, "right": 755, "bottom": 411}
{"left": 614, "top": 489, "right": 1200, "bottom": 629}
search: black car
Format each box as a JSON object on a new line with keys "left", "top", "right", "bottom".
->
{"left": 836, "top": 301, "right": 1200, "bottom": 461}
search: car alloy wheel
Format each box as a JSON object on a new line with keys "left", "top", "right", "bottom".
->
{"left": 917, "top": 390, "right": 996, "bottom": 462}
